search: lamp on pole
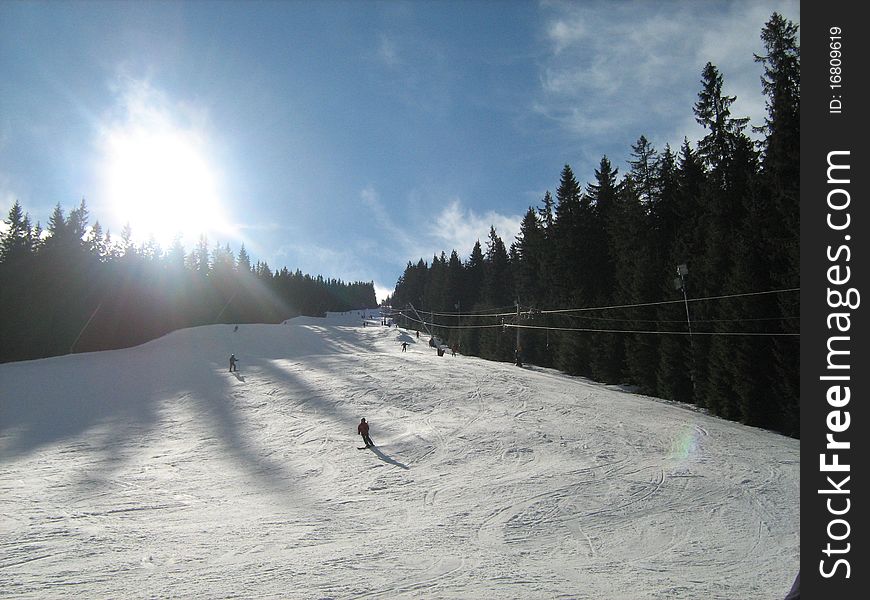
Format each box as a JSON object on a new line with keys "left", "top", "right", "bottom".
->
{"left": 674, "top": 264, "right": 693, "bottom": 345}
{"left": 674, "top": 263, "right": 696, "bottom": 393}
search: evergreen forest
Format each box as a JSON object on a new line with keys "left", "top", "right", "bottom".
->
{"left": 0, "top": 200, "right": 377, "bottom": 364}
{"left": 387, "top": 14, "right": 800, "bottom": 437}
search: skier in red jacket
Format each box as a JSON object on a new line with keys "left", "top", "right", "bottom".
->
{"left": 358, "top": 418, "right": 373, "bottom": 447}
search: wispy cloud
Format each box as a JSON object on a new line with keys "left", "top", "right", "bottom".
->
{"left": 377, "top": 34, "right": 401, "bottom": 67}
{"left": 357, "top": 186, "right": 521, "bottom": 271}
{"left": 359, "top": 186, "right": 419, "bottom": 261}
{"left": 534, "top": 1, "right": 799, "bottom": 154}
{"left": 0, "top": 173, "right": 21, "bottom": 219}
{"left": 371, "top": 28, "right": 453, "bottom": 118}
{"left": 431, "top": 199, "right": 522, "bottom": 258}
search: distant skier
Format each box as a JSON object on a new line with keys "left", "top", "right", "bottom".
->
{"left": 401, "top": 342, "right": 408, "bottom": 352}
{"left": 358, "top": 418, "right": 373, "bottom": 447}
{"left": 229, "top": 354, "right": 239, "bottom": 372}
{"left": 515, "top": 347, "right": 523, "bottom": 368}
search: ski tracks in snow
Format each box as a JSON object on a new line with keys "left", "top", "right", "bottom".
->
{"left": 0, "top": 316, "right": 799, "bottom": 599}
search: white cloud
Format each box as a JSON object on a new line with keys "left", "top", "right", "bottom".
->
{"left": 377, "top": 34, "right": 401, "bottom": 67}
{"left": 534, "top": 1, "right": 799, "bottom": 150}
{"left": 357, "top": 186, "right": 521, "bottom": 269}
{"left": 430, "top": 199, "right": 522, "bottom": 258}
{"left": 373, "top": 282, "right": 392, "bottom": 304}
{"left": 547, "top": 18, "right": 588, "bottom": 55}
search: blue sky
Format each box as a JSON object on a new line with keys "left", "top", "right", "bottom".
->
{"left": 1, "top": 0, "right": 799, "bottom": 302}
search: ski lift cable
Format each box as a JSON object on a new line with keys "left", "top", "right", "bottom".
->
{"left": 399, "top": 288, "right": 800, "bottom": 328}
{"left": 398, "top": 309, "right": 797, "bottom": 337}
{"left": 396, "top": 312, "right": 504, "bottom": 331}
{"left": 537, "top": 287, "right": 800, "bottom": 316}
{"left": 555, "top": 313, "right": 800, "bottom": 324}
{"left": 395, "top": 287, "right": 799, "bottom": 320}
{"left": 505, "top": 323, "right": 800, "bottom": 337}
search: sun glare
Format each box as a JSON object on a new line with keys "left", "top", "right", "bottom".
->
{"left": 100, "top": 90, "right": 232, "bottom": 249}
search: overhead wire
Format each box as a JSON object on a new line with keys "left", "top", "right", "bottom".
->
{"left": 391, "top": 287, "right": 800, "bottom": 338}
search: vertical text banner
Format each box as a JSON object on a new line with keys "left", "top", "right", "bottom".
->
{"left": 802, "top": 1, "right": 867, "bottom": 597}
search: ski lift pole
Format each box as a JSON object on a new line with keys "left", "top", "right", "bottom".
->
{"left": 675, "top": 264, "right": 696, "bottom": 393}
{"left": 515, "top": 298, "right": 522, "bottom": 366}
{"left": 676, "top": 265, "right": 694, "bottom": 352}
{"left": 407, "top": 302, "right": 433, "bottom": 337}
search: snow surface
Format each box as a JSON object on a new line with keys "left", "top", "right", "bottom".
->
{"left": 1, "top": 311, "right": 799, "bottom": 599}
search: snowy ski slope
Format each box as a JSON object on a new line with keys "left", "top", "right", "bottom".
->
{"left": 0, "top": 311, "right": 799, "bottom": 599}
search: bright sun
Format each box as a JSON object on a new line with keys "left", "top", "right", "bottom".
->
{"left": 100, "top": 91, "right": 231, "bottom": 249}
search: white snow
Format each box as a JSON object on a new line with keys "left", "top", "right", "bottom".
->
{"left": 1, "top": 311, "right": 799, "bottom": 599}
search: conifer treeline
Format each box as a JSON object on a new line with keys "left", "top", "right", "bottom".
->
{"left": 388, "top": 13, "right": 799, "bottom": 437}
{"left": 0, "top": 201, "right": 376, "bottom": 363}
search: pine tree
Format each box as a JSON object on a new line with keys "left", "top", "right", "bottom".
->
{"left": 656, "top": 141, "right": 706, "bottom": 405}
{"left": 627, "top": 135, "right": 660, "bottom": 207}
{"left": 44, "top": 203, "right": 68, "bottom": 251}
{"left": 693, "top": 61, "right": 760, "bottom": 419}
{"left": 423, "top": 252, "right": 448, "bottom": 334}
{"left": 617, "top": 177, "right": 659, "bottom": 393}
{"left": 0, "top": 201, "right": 34, "bottom": 263}
{"left": 165, "top": 235, "right": 186, "bottom": 272}
{"left": 755, "top": 12, "right": 801, "bottom": 436}
{"left": 552, "top": 165, "right": 584, "bottom": 303}
{"left": 586, "top": 156, "right": 624, "bottom": 383}
{"left": 513, "top": 207, "right": 544, "bottom": 305}
{"left": 120, "top": 223, "right": 136, "bottom": 258}
{"left": 538, "top": 190, "right": 554, "bottom": 230}
{"left": 464, "top": 241, "right": 484, "bottom": 310}
{"left": 535, "top": 190, "right": 558, "bottom": 312}
{"left": 67, "top": 198, "right": 89, "bottom": 247}
{"left": 444, "top": 249, "right": 464, "bottom": 343}
{"left": 694, "top": 62, "right": 750, "bottom": 182}
{"left": 191, "top": 234, "right": 210, "bottom": 276}
{"left": 483, "top": 227, "right": 511, "bottom": 308}
{"left": 86, "top": 221, "right": 109, "bottom": 261}
{"left": 237, "top": 243, "right": 252, "bottom": 273}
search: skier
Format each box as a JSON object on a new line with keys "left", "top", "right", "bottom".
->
{"left": 401, "top": 342, "right": 408, "bottom": 352}
{"left": 358, "top": 418, "right": 373, "bottom": 447}
{"left": 783, "top": 571, "right": 799, "bottom": 600}
{"left": 514, "top": 347, "right": 523, "bottom": 368}
{"left": 229, "top": 354, "right": 239, "bottom": 372}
